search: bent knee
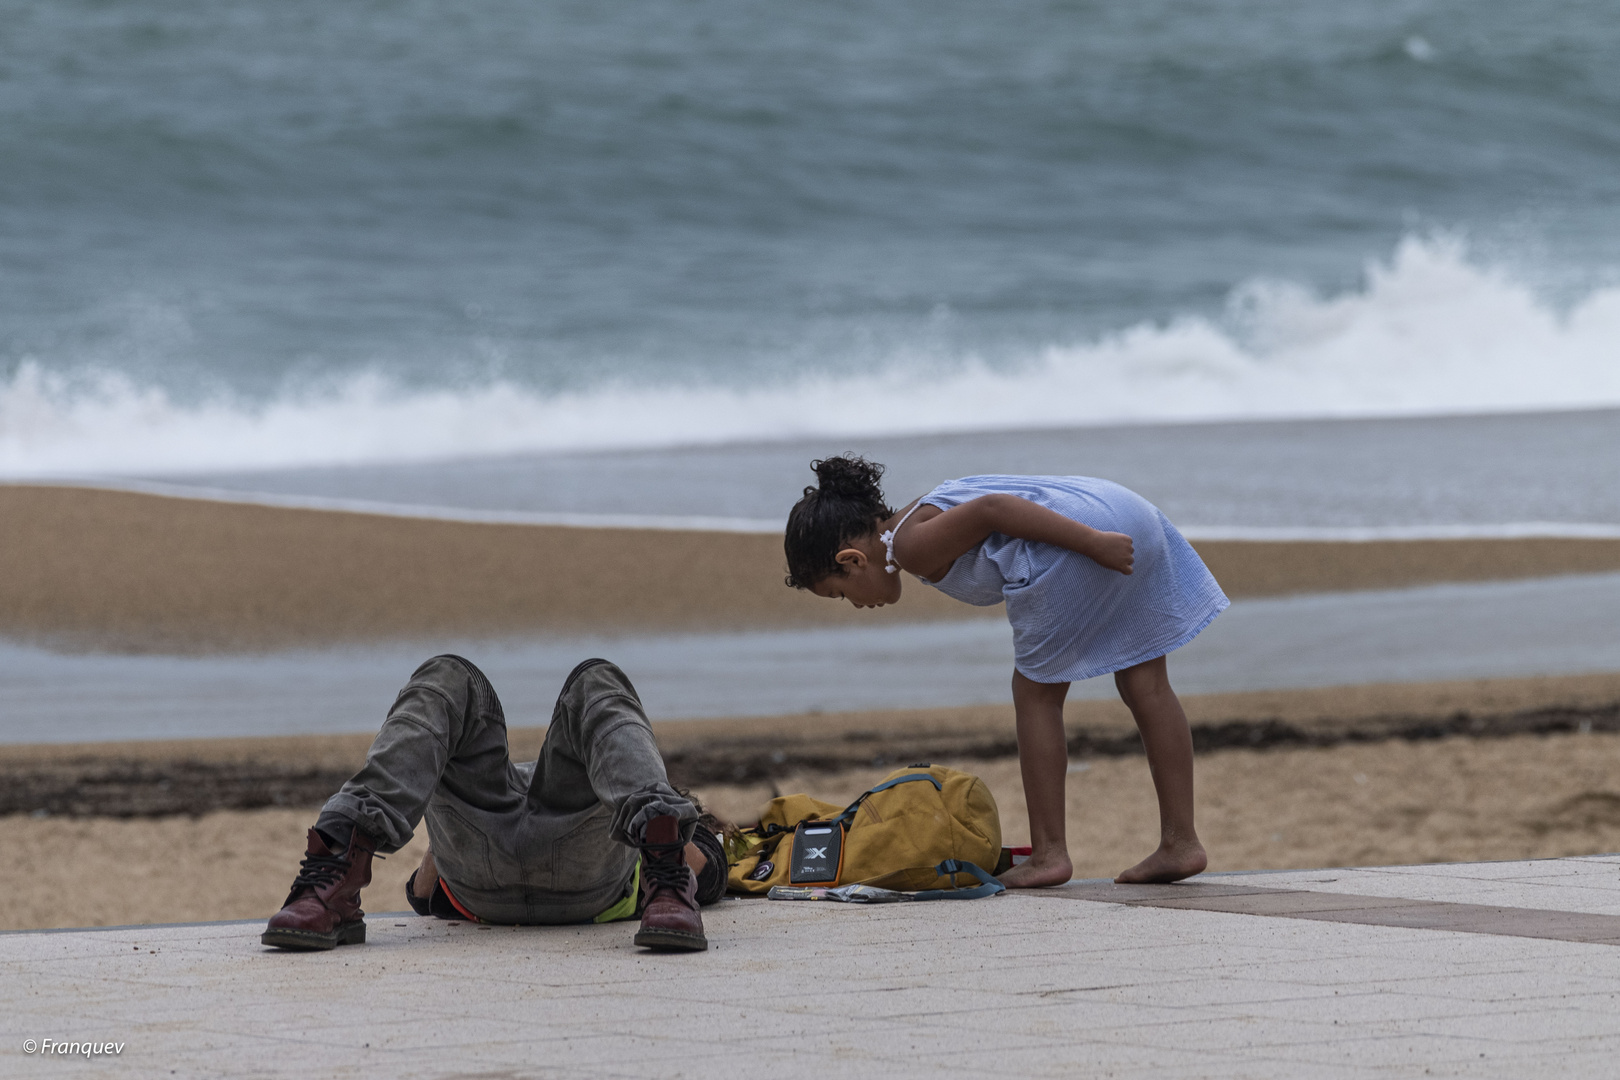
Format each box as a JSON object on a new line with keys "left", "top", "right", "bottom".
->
{"left": 1114, "top": 660, "right": 1174, "bottom": 708}
{"left": 409, "top": 653, "right": 491, "bottom": 687}
{"left": 557, "top": 658, "right": 642, "bottom": 705}
{"left": 396, "top": 654, "right": 501, "bottom": 721}
{"left": 1011, "top": 669, "right": 1069, "bottom": 702}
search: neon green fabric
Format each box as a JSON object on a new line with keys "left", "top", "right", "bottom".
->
{"left": 593, "top": 859, "right": 640, "bottom": 924}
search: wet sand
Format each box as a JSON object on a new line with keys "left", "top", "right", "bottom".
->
{"left": 7, "top": 669, "right": 1620, "bottom": 780}
{"left": 6, "top": 484, "right": 1620, "bottom": 652}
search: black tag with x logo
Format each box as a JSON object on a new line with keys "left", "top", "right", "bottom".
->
{"left": 788, "top": 821, "right": 845, "bottom": 885}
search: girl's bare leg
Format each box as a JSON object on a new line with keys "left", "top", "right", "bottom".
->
{"left": 998, "top": 670, "right": 1075, "bottom": 888}
{"left": 1113, "top": 655, "right": 1207, "bottom": 883}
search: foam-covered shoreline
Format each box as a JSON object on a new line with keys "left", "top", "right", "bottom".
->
{"left": 7, "top": 241, "right": 1620, "bottom": 479}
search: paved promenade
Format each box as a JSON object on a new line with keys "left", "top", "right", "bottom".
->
{"left": 5, "top": 856, "right": 1619, "bottom": 1078}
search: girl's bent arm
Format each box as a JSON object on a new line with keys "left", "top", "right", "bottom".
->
{"left": 893, "top": 494, "right": 1134, "bottom": 579}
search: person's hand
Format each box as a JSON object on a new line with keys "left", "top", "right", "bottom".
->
{"left": 1089, "top": 530, "right": 1135, "bottom": 575}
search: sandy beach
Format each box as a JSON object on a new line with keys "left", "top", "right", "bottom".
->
{"left": 7, "top": 728, "right": 1619, "bottom": 933}
{"left": 4, "top": 671, "right": 1618, "bottom": 931}
{"left": 6, "top": 484, "right": 1620, "bottom": 651}
{"left": 4, "top": 486, "right": 1619, "bottom": 932}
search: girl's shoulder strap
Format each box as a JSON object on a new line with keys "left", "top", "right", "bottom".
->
{"left": 878, "top": 499, "right": 928, "bottom": 575}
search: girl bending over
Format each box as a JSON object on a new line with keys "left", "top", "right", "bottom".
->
{"left": 784, "top": 455, "right": 1228, "bottom": 888}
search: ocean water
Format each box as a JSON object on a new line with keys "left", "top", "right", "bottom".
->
{"left": 3, "top": 0, "right": 1619, "bottom": 478}
{"left": 90, "top": 408, "right": 1616, "bottom": 532}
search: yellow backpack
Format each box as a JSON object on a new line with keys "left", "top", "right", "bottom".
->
{"left": 727, "top": 764, "right": 1003, "bottom": 897}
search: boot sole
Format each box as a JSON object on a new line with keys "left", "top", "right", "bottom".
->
{"left": 261, "top": 921, "right": 366, "bottom": 951}
{"left": 633, "top": 927, "right": 708, "bottom": 952}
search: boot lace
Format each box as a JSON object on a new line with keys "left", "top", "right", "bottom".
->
{"left": 282, "top": 850, "right": 352, "bottom": 906}
{"left": 641, "top": 841, "right": 691, "bottom": 892}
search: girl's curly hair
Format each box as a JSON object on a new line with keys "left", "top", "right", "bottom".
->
{"left": 783, "top": 454, "right": 894, "bottom": 589}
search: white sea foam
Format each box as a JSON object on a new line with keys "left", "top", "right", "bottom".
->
{"left": 2, "top": 236, "right": 1617, "bottom": 478}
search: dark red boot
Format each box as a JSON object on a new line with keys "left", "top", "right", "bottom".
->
{"left": 634, "top": 815, "right": 707, "bottom": 952}
{"left": 261, "top": 827, "right": 377, "bottom": 951}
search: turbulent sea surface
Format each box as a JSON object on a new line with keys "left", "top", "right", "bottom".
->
{"left": 3, "top": 0, "right": 1619, "bottom": 477}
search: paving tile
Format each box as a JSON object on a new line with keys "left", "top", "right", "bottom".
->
{"left": 1376, "top": 861, "right": 1590, "bottom": 881}
{"left": 1561, "top": 992, "right": 1620, "bottom": 1018}
{"left": 1259, "top": 862, "right": 1604, "bottom": 886}
{"left": 10, "top": 857, "right": 1620, "bottom": 1079}
{"left": 1202, "top": 1052, "right": 1388, "bottom": 1080}
{"left": 1085, "top": 1014, "right": 1360, "bottom": 1054}
{"left": 1213, "top": 989, "right": 1528, "bottom": 1026}
{"left": 1028, "top": 977, "right": 1344, "bottom": 1012}
{"left": 1045, "top": 877, "right": 1620, "bottom": 943}
{"left": 1380, "top": 1006, "right": 1620, "bottom": 1043}
{"left": 1265, "top": 1032, "right": 1523, "bottom": 1069}
{"left": 1341, "top": 983, "right": 1620, "bottom": 1015}
{"left": 899, "top": 1039, "right": 1223, "bottom": 1078}
{"left": 1150, "top": 892, "right": 1426, "bottom": 916}
{"left": 904, "top": 995, "right": 1225, "bottom": 1035}
{"left": 1041, "top": 880, "right": 1288, "bottom": 904}
{"left": 1416, "top": 1052, "right": 1618, "bottom": 1080}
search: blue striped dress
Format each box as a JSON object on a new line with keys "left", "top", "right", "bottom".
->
{"left": 910, "top": 475, "right": 1228, "bottom": 683}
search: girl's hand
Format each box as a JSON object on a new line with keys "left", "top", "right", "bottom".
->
{"left": 1088, "top": 530, "right": 1135, "bottom": 575}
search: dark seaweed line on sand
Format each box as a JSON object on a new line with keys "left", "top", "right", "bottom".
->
{"left": 666, "top": 703, "right": 1620, "bottom": 786}
{"left": 5, "top": 703, "right": 1617, "bottom": 819}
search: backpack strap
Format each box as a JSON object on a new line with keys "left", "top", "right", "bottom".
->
{"left": 867, "top": 773, "right": 944, "bottom": 795}
{"left": 911, "top": 859, "right": 1006, "bottom": 901}
{"left": 830, "top": 772, "right": 943, "bottom": 829}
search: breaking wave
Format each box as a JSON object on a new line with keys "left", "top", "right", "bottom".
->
{"left": 3, "top": 236, "right": 1617, "bottom": 477}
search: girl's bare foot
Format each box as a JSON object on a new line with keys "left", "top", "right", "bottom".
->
{"left": 996, "top": 849, "right": 1073, "bottom": 888}
{"left": 1114, "top": 839, "right": 1207, "bottom": 884}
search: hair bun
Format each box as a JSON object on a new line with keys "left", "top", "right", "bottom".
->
{"left": 785, "top": 454, "right": 894, "bottom": 588}
{"left": 811, "top": 454, "right": 885, "bottom": 499}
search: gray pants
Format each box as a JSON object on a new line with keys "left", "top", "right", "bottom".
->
{"left": 318, "top": 655, "right": 696, "bottom": 925}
